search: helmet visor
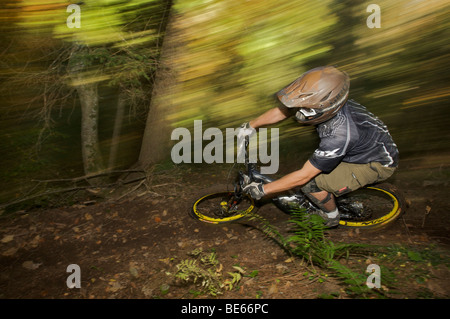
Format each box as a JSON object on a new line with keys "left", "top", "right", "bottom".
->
{"left": 299, "top": 108, "right": 318, "bottom": 117}
{"left": 295, "top": 107, "right": 323, "bottom": 122}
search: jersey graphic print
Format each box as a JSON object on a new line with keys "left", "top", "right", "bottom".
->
{"left": 309, "top": 100, "right": 399, "bottom": 173}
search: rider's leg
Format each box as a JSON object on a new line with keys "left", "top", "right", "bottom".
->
{"left": 301, "top": 179, "right": 340, "bottom": 227}
{"left": 309, "top": 190, "right": 337, "bottom": 211}
{"left": 315, "top": 162, "right": 396, "bottom": 197}
{"left": 309, "top": 162, "right": 396, "bottom": 225}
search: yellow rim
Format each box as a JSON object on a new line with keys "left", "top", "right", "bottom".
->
{"left": 339, "top": 186, "right": 400, "bottom": 228}
{"left": 193, "top": 187, "right": 400, "bottom": 227}
{"left": 192, "top": 192, "right": 255, "bottom": 224}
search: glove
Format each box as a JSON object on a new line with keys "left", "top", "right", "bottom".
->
{"left": 236, "top": 122, "right": 256, "bottom": 160}
{"left": 237, "top": 122, "right": 256, "bottom": 138}
{"left": 243, "top": 182, "right": 265, "bottom": 200}
{"left": 240, "top": 173, "right": 251, "bottom": 188}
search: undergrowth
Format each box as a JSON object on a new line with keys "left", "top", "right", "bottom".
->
{"left": 172, "top": 209, "right": 449, "bottom": 298}
{"left": 247, "top": 210, "right": 386, "bottom": 298}
{"left": 173, "top": 248, "right": 245, "bottom": 297}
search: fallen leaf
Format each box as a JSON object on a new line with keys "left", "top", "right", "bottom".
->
{"left": 142, "top": 284, "right": 153, "bottom": 297}
{"left": 29, "top": 235, "right": 41, "bottom": 248}
{"left": 72, "top": 204, "right": 86, "bottom": 209}
{"left": 276, "top": 264, "right": 289, "bottom": 273}
{"left": 22, "top": 261, "right": 42, "bottom": 270}
{"left": 2, "top": 247, "right": 18, "bottom": 256}
{"left": 86, "top": 188, "right": 101, "bottom": 195}
{"left": 158, "top": 257, "right": 171, "bottom": 264}
{"left": 216, "top": 263, "right": 223, "bottom": 273}
{"left": 1, "top": 235, "right": 14, "bottom": 244}
{"left": 284, "top": 281, "right": 293, "bottom": 288}
{"left": 108, "top": 281, "right": 123, "bottom": 292}
{"left": 129, "top": 267, "right": 139, "bottom": 278}
{"left": 232, "top": 266, "right": 246, "bottom": 274}
{"left": 268, "top": 282, "right": 278, "bottom": 295}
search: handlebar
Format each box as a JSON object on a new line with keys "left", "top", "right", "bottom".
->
{"left": 242, "top": 135, "right": 273, "bottom": 184}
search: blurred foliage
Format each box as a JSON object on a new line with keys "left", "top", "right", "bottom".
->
{"left": 19, "top": 0, "right": 161, "bottom": 46}
{"left": 1, "top": 0, "right": 450, "bottom": 202}
{"left": 0, "top": 0, "right": 170, "bottom": 201}
{"left": 16, "top": 0, "right": 166, "bottom": 94}
{"left": 166, "top": 0, "right": 450, "bottom": 160}
{"left": 168, "top": 0, "right": 337, "bottom": 129}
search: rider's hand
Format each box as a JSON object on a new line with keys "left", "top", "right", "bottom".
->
{"left": 238, "top": 122, "right": 256, "bottom": 137}
{"left": 243, "top": 182, "right": 265, "bottom": 200}
{"left": 237, "top": 122, "right": 256, "bottom": 160}
{"left": 240, "top": 173, "right": 251, "bottom": 188}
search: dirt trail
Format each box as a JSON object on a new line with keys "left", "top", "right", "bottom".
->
{"left": 0, "top": 166, "right": 449, "bottom": 300}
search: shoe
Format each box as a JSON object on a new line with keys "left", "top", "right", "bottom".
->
{"left": 310, "top": 209, "right": 340, "bottom": 227}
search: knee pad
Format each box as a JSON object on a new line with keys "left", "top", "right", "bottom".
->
{"left": 301, "top": 178, "right": 322, "bottom": 194}
{"left": 301, "top": 179, "right": 332, "bottom": 212}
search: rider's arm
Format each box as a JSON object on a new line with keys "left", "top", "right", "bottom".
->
{"left": 263, "top": 160, "right": 321, "bottom": 195}
{"left": 249, "top": 106, "right": 291, "bottom": 129}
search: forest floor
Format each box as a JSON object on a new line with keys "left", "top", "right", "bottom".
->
{"left": 0, "top": 161, "right": 449, "bottom": 303}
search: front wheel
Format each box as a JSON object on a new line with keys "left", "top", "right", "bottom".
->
{"left": 338, "top": 183, "right": 405, "bottom": 229}
{"left": 191, "top": 191, "right": 256, "bottom": 224}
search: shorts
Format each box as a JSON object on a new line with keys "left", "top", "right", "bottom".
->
{"left": 315, "top": 162, "right": 396, "bottom": 197}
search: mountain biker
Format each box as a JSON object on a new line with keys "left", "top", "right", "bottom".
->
{"left": 238, "top": 66, "right": 399, "bottom": 227}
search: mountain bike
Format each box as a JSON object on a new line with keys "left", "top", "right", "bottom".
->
{"left": 191, "top": 136, "right": 405, "bottom": 229}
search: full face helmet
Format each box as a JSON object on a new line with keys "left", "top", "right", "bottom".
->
{"left": 276, "top": 66, "right": 350, "bottom": 125}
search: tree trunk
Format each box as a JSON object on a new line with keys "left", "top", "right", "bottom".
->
{"left": 108, "top": 90, "right": 126, "bottom": 170}
{"left": 68, "top": 46, "right": 105, "bottom": 180}
{"left": 78, "top": 82, "right": 104, "bottom": 175}
{"left": 138, "top": 9, "right": 177, "bottom": 169}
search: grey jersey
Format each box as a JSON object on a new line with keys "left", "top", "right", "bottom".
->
{"left": 309, "top": 100, "right": 399, "bottom": 173}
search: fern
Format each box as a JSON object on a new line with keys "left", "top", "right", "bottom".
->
{"left": 175, "top": 253, "right": 223, "bottom": 296}
{"left": 327, "top": 260, "right": 389, "bottom": 298}
{"left": 246, "top": 212, "right": 290, "bottom": 250}
{"left": 174, "top": 249, "right": 243, "bottom": 296}
{"left": 201, "top": 252, "right": 219, "bottom": 267}
{"left": 224, "top": 272, "right": 242, "bottom": 291}
{"left": 245, "top": 208, "right": 378, "bottom": 297}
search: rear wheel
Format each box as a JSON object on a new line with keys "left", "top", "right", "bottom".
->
{"left": 191, "top": 191, "right": 256, "bottom": 224}
{"left": 338, "top": 183, "right": 405, "bottom": 229}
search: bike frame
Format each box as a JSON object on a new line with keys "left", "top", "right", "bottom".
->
{"left": 238, "top": 136, "right": 315, "bottom": 214}
{"left": 191, "top": 136, "right": 402, "bottom": 228}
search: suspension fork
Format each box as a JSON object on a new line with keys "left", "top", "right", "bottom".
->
{"left": 243, "top": 135, "right": 274, "bottom": 183}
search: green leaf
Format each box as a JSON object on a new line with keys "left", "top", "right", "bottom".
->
{"left": 407, "top": 250, "right": 423, "bottom": 262}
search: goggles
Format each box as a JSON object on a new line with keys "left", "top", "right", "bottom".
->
{"left": 298, "top": 108, "right": 318, "bottom": 117}
{"left": 295, "top": 107, "right": 323, "bottom": 122}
